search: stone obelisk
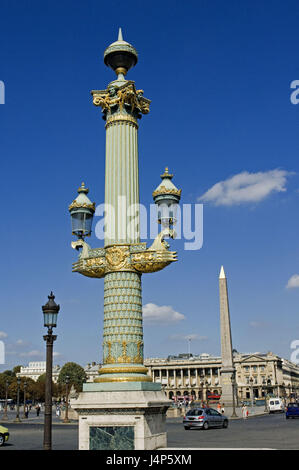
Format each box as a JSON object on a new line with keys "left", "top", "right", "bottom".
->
{"left": 219, "top": 266, "right": 236, "bottom": 407}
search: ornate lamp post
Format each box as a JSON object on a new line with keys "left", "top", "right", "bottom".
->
{"left": 68, "top": 30, "right": 181, "bottom": 386}
{"left": 23, "top": 381, "right": 27, "bottom": 418}
{"left": 14, "top": 376, "right": 21, "bottom": 423}
{"left": 249, "top": 377, "right": 254, "bottom": 411}
{"left": 205, "top": 380, "right": 209, "bottom": 407}
{"left": 231, "top": 373, "right": 237, "bottom": 418}
{"left": 200, "top": 380, "right": 204, "bottom": 406}
{"left": 281, "top": 381, "right": 285, "bottom": 402}
{"left": 274, "top": 379, "right": 279, "bottom": 397}
{"left": 262, "top": 378, "right": 268, "bottom": 412}
{"left": 63, "top": 375, "right": 70, "bottom": 424}
{"left": 42, "top": 291, "right": 60, "bottom": 451}
{"left": 68, "top": 29, "right": 182, "bottom": 450}
{"left": 2, "top": 379, "right": 9, "bottom": 421}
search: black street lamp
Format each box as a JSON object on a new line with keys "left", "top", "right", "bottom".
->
{"left": 2, "top": 380, "right": 9, "bottom": 421}
{"left": 63, "top": 375, "right": 70, "bottom": 423}
{"left": 42, "top": 291, "right": 60, "bottom": 451}
{"left": 14, "top": 376, "right": 21, "bottom": 423}
{"left": 205, "top": 380, "right": 209, "bottom": 407}
{"left": 262, "top": 379, "right": 267, "bottom": 412}
{"left": 200, "top": 380, "right": 204, "bottom": 406}
{"left": 249, "top": 377, "right": 254, "bottom": 411}
{"left": 266, "top": 378, "right": 271, "bottom": 411}
{"left": 231, "top": 373, "right": 238, "bottom": 418}
{"left": 23, "top": 381, "right": 27, "bottom": 419}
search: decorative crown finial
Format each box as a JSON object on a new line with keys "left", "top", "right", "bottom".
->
{"left": 78, "top": 182, "right": 89, "bottom": 194}
{"left": 160, "top": 167, "right": 173, "bottom": 179}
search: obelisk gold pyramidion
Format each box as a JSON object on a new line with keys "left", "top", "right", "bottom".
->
{"left": 69, "top": 29, "right": 181, "bottom": 384}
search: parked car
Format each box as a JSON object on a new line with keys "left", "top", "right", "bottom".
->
{"left": 268, "top": 398, "right": 285, "bottom": 413}
{"left": 286, "top": 403, "right": 299, "bottom": 419}
{"left": 183, "top": 407, "right": 229, "bottom": 430}
{"left": 0, "top": 425, "right": 9, "bottom": 446}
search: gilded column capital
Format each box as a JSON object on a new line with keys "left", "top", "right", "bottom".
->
{"left": 91, "top": 81, "right": 150, "bottom": 122}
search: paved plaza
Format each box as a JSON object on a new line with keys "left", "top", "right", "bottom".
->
{"left": 0, "top": 411, "right": 298, "bottom": 450}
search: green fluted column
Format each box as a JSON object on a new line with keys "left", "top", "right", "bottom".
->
{"left": 104, "top": 118, "right": 140, "bottom": 246}
{"left": 95, "top": 84, "right": 151, "bottom": 383}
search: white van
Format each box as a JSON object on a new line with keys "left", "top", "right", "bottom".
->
{"left": 268, "top": 398, "right": 285, "bottom": 413}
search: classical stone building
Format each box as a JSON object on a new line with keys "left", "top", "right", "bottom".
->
{"left": 17, "top": 362, "right": 61, "bottom": 383}
{"left": 17, "top": 361, "right": 99, "bottom": 384}
{"left": 17, "top": 352, "right": 299, "bottom": 403}
{"left": 144, "top": 351, "right": 299, "bottom": 403}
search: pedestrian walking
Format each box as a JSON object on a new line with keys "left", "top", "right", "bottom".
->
{"left": 25, "top": 405, "right": 29, "bottom": 419}
{"left": 217, "top": 402, "right": 221, "bottom": 413}
{"left": 221, "top": 403, "right": 225, "bottom": 414}
{"left": 242, "top": 404, "right": 248, "bottom": 419}
{"left": 36, "top": 404, "right": 41, "bottom": 417}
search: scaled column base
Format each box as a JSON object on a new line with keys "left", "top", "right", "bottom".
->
{"left": 71, "top": 386, "right": 171, "bottom": 450}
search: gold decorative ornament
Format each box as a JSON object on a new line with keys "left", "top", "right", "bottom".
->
{"left": 105, "top": 113, "right": 138, "bottom": 129}
{"left": 94, "top": 375, "right": 152, "bottom": 383}
{"left": 98, "top": 366, "right": 148, "bottom": 375}
{"left": 133, "top": 341, "right": 143, "bottom": 363}
{"left": 91, "top": 81, "right": 150, "bottom": 116}
{"left": 68, "top": 201, "right": 96, "bottom": 211}
{"left": 72, "top": 235, "right": 177, "bottom": 278}
{"left": 152, "top": 186, "right": 182, "bottom": 198}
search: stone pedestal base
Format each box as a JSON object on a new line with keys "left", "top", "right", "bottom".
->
{"left": 71, "top": 383, "right": 171, "bottom": 450}
{"left": 220, "top": 367, "right": 237, "bottom": 408}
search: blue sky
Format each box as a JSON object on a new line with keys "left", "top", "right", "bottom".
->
{"left": 1, "top": 0, "right": 299, "bottom": 370}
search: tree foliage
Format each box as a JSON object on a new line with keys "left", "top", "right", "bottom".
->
{"left": 12, "top": 365, "right": 22, "bottom": 376}
{"left": 0, "top": 372, "right": 58, "bottom": 402}
{"left": 57, "top": 362, "right": 87, "bottom": 392}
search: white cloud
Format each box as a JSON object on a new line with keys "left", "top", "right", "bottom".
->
{"left": 199, "top": 169, "right": 292, "bottom": 206}
{"left": 0, "top": 331, "right": 8, "bottom": 339}
{"left": 143, "top": 303, "right": 185, "bottom": 324}
{"left": 16, "top": 339, "right": 29, "bottom": 346}
{"left": 249, "top": 321, "right": 268, "bottom": 329}
{"left": 169, "top": 334, "right": 208, "bottom": 341}
{"left": 19, "top": 350, "right": 44, "bottom": 358}
{"left": 286, "top": 274, "right": 299, "bottom": 289}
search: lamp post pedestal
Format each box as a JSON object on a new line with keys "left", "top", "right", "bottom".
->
{"left": 71, "top": 382, "right": 170, "bottom": 450}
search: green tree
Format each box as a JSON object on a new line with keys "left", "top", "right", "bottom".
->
{"left": 32, "top": 374, "right": 58, "bottom": 402}
{"left": 0, "top": 373, "right": 14, "bottom": 398}
{"left": 2, "top": 370, "right": 14, "bottom": 377}
{"left": 58, "top": 362, "right": 87, "bottom": 393}
{"left": 7, "top": 377, "right": 36, "bottom": 402}
{"left": 12, "top": 365, "right": 22, "bottom": 376}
